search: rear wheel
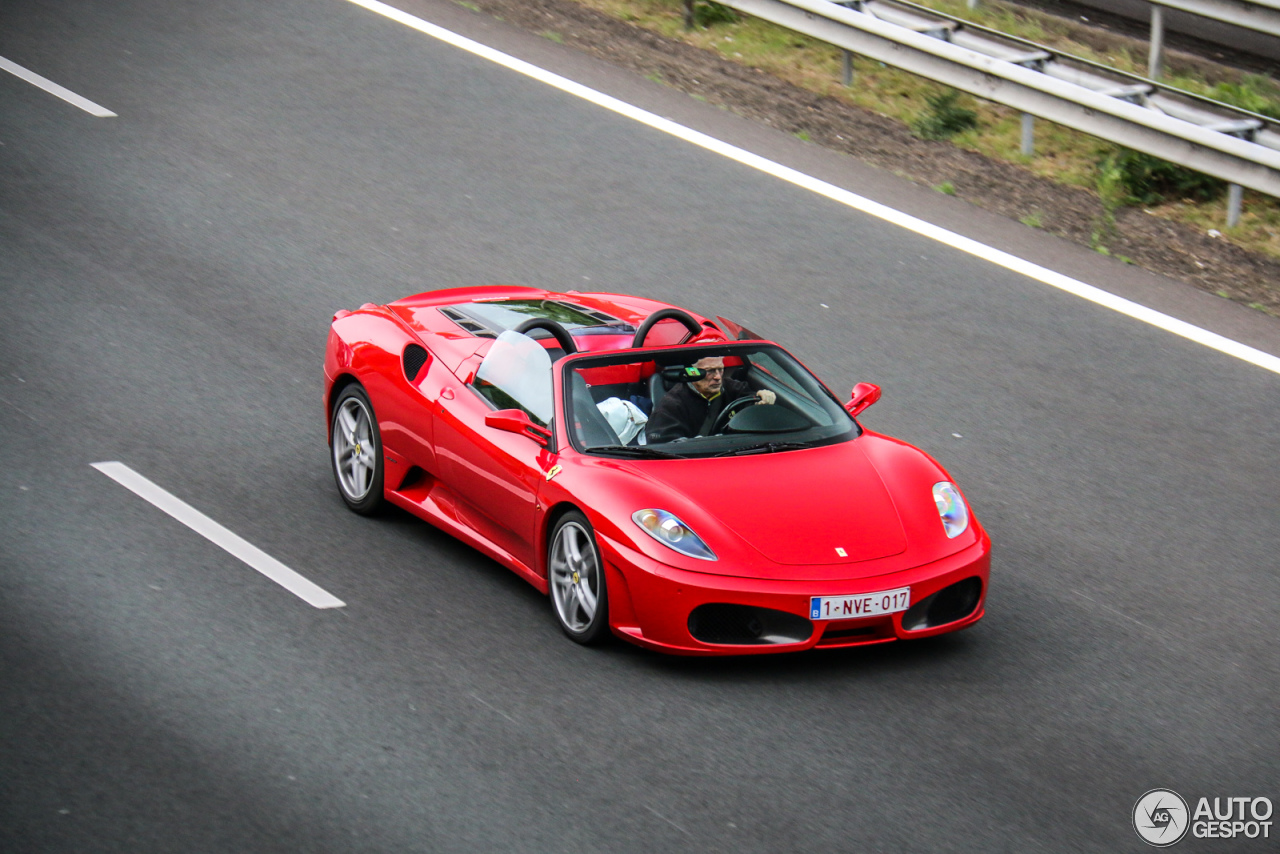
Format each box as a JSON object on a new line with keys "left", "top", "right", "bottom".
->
{"left": 548, "top": 511, "right": 610, "bottom": 644}
{"left": 330, "top": 384, "right": 384, "bottom": 515}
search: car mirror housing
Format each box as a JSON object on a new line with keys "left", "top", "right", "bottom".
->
{"left": 485, "top": 409, "right": 552, "bottom": 446}
{"left": 846, "top": 383, "right": 882, "bottom": 417}
{"left": 661, "top": 365, "right": 707, "bottom": 384}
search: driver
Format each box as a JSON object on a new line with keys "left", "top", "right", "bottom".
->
{"left": 646, "top": 356, "right": 776, "bottom": 443}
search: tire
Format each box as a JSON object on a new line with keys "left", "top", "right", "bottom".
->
{"left": 330, "top": 384, "right": 385, "bottom": 515}
{"left": 547, "top": 510, "right": 610, "bottom": 644}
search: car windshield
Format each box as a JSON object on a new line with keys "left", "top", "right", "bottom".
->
{"left": 473, "top": 330, "right": 554, "bottom": 426}
{"left": 562, "top": 343, "right": 856, "bottom": 458}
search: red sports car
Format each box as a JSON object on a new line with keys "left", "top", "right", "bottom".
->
{"left": 324, "top": 286, "right": 990, "bottom": 655}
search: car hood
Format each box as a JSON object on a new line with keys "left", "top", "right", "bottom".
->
{"left": 637, "top": 440, "right": 907, "bottom": 566}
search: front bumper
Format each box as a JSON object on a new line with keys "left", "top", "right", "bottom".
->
{"left": 597, "top": 533, "right": 991, "bottom": 656}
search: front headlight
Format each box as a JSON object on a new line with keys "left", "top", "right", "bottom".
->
{"left": 632, "top": 509, "right": 717, "bottom": 561}
{"left": 932, "top": 481, "right": 969, "bottom": 538}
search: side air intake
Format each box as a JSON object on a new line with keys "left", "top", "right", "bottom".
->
{"left": 403, "top": 344, "right": 428, "bottom": 381}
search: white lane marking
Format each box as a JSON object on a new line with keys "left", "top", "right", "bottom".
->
{"left": 0, "top": 55, "right": 116, "bottom": 117}
{"left": 643, "top": 805, "right": 689, "bottom": 835}
{"left": 91, "top": 462, "right": 345, "bottom": 609}
{"left": 343, "top": 0, "right": 1280, "bottom": 378}
{"left": 469, "top": 692, "right": 518, "bottom": 724}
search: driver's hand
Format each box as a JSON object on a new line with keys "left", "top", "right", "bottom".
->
{"left": 756, "top": 390, "right": 776, "bottom": 405}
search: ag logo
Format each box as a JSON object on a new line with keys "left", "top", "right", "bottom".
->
{"left": 1134, "top": 789, "right": 1190, "bottom": 847}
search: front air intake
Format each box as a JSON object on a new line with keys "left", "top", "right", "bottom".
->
{"left": 901, "top": 577, "right": 983, "bottom": 631}
{"left": 688, "top": 604, "right": 812, "bottom": 645}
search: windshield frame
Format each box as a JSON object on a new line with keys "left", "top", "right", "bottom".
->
{"left": 558, "top": 341, "right": 858, "bottom": 459}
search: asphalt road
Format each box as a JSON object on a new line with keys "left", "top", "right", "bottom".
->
{"left": 1, "top": 0, "right": 1277, "bottom": 851}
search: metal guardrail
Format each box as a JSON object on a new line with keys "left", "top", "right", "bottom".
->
{"left": 1147, "top": 0, "right": 1280, "bottom": 39}
{"left": 1142, "top": 0, "right": 1280, "bottom": 79}
{"left": 715, "top": 0, "right": 1280, "bottom": 208}
{"left": 972, "top": 1, "right": 1280, "bottom": 79}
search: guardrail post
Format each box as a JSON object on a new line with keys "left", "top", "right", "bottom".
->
{"left": 967, "top": 0, "right": 978, "bottom": 9}
{"left": 832, "top": 0, "right": 861, "bottom": 85}
{"left": 1021, "top": 113, "right": 1035, "bottom": 156}
{"left": 1227, "top": 183, "right": 1243, "bottom": 227}
{"left": 683, "top": 0, "right": 694, "bottom": 30}
{"left": 1148, "top": 5, "right": 1166, "bottom": 81}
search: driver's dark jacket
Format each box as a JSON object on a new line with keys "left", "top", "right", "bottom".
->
{"left": 646, "top": 378, "right": 752, "bottom": 443}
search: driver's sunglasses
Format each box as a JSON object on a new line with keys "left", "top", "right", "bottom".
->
{"left": 699, "top": 367, "right": 725, "bottom": 375}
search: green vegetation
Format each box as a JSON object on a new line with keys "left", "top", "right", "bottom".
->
{"left": 1092, "top": 151, "right": 1129, "bottom": 251}
{"left": 1109, "top": 148, "right": 1226, "bottom": 206}
{"left": 573, "top": 0, "right": 1280, "bottom": 258}
{"left": 911, "top": 89, "right": 979, "bottom": 140}
{"left": 935, "top": 181, "right": 956, "bottom": 195}
{"left": 692, "top": 0, "right": 740, "bottom": 27}
{"left": 1211, "top": 75, "right": 1280, "bottom": 119}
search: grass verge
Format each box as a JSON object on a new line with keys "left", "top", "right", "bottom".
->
{"left": 577, "top": 0, "right": 1280, "bottom": 259}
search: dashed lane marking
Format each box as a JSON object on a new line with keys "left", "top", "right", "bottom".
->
{"left": 0, "top": 55, "right": 116, "bottom": 117}
{"left": 92, "top": 462, "right": 345, "bottom": 609}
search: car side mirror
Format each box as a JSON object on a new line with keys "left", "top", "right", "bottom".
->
{"left": 484, "top": 409, "right": 552, "bottom": 446}
{"left": 845, "top": 383, "right": 881, "bottom": 418}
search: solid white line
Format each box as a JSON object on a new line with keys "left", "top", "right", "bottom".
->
{"left": 91, "top": 462, "right": 345, "bottom": 609}
{"left": 0, "top": 55, "right": 116, "bottom": 117}
{"left": 343, "top": 0, "right": 1280, "bottom": 378}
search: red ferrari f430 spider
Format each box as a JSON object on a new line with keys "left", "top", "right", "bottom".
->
{"left": 325, "top": 286, "right": 990, "bottom": 655}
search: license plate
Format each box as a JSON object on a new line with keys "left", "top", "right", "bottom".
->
{"left": 810, "top": 587, "right": 910, "bottom": 621}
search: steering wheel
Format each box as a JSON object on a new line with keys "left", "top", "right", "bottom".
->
{"left": 711, "top": 395, "right": 760, "bottom": 434}
{"left": 630, "top": 309, "right": 703, "bottom": 348}
{"left": 514, "top": 318, "right": 577, "bottom": 354}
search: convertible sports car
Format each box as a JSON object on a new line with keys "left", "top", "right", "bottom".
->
{"left": 324, "top": 286, "right": 990, "bottom": 655}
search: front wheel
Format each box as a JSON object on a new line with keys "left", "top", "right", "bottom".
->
{"left": 330, "top": 384, "right": 385, "bottom": 515}
{"left": 548, "top": 511, "right": 610, "bottom": 644}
